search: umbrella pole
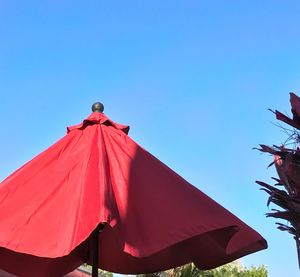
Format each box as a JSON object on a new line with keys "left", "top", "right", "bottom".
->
{"left": 296, "top": 234, "right": 300, "bottom": 271}
{"left": 92, "top": 224, "right": 104, "bottom": 277}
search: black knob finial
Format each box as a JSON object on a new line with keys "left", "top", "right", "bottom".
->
{"left": 92, "top": 102, "right": 104, "bottom": 113}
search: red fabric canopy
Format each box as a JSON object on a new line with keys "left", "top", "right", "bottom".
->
{"left": 0, "top": 112, "right": 267, "bottom": 276}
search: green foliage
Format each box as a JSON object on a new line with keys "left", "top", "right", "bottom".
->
{"left": 81, "top": 265, "right": 113, "bottom": 277}
{"left": 98, "top": 270, "right": 113, "bottom": 277}
{"left": 137, "top": 262, "right": 267, "bottom": 277}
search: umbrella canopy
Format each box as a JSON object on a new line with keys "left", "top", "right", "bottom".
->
{"left": 0, "top": 105, "right": 267, "bottom": 277}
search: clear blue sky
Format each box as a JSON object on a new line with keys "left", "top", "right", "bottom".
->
{"left": 1, "top": 1, "right": 300, "bottom": 276}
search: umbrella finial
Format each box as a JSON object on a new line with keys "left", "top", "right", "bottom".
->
{"left": 92, "top": 102, "right": 104, "bottom": 113}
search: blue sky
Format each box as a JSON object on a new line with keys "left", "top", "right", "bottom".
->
{"left": 1, "top": 1, "right": 300, "bottom": 276}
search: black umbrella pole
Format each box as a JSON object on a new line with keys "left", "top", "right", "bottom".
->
{"left": 92, "top": 224, "right": 104, "bottom": 277}
{"left": 296, "top": 234, "right": 300, "bottom": 271}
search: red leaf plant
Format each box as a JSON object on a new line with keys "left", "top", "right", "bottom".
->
{"left": 257, "top": 93, "right": 300, "bottom": 269}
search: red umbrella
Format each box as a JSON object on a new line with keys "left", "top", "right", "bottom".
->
{"left": 0, "top": 103, "right": 267, "bottom": 277}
